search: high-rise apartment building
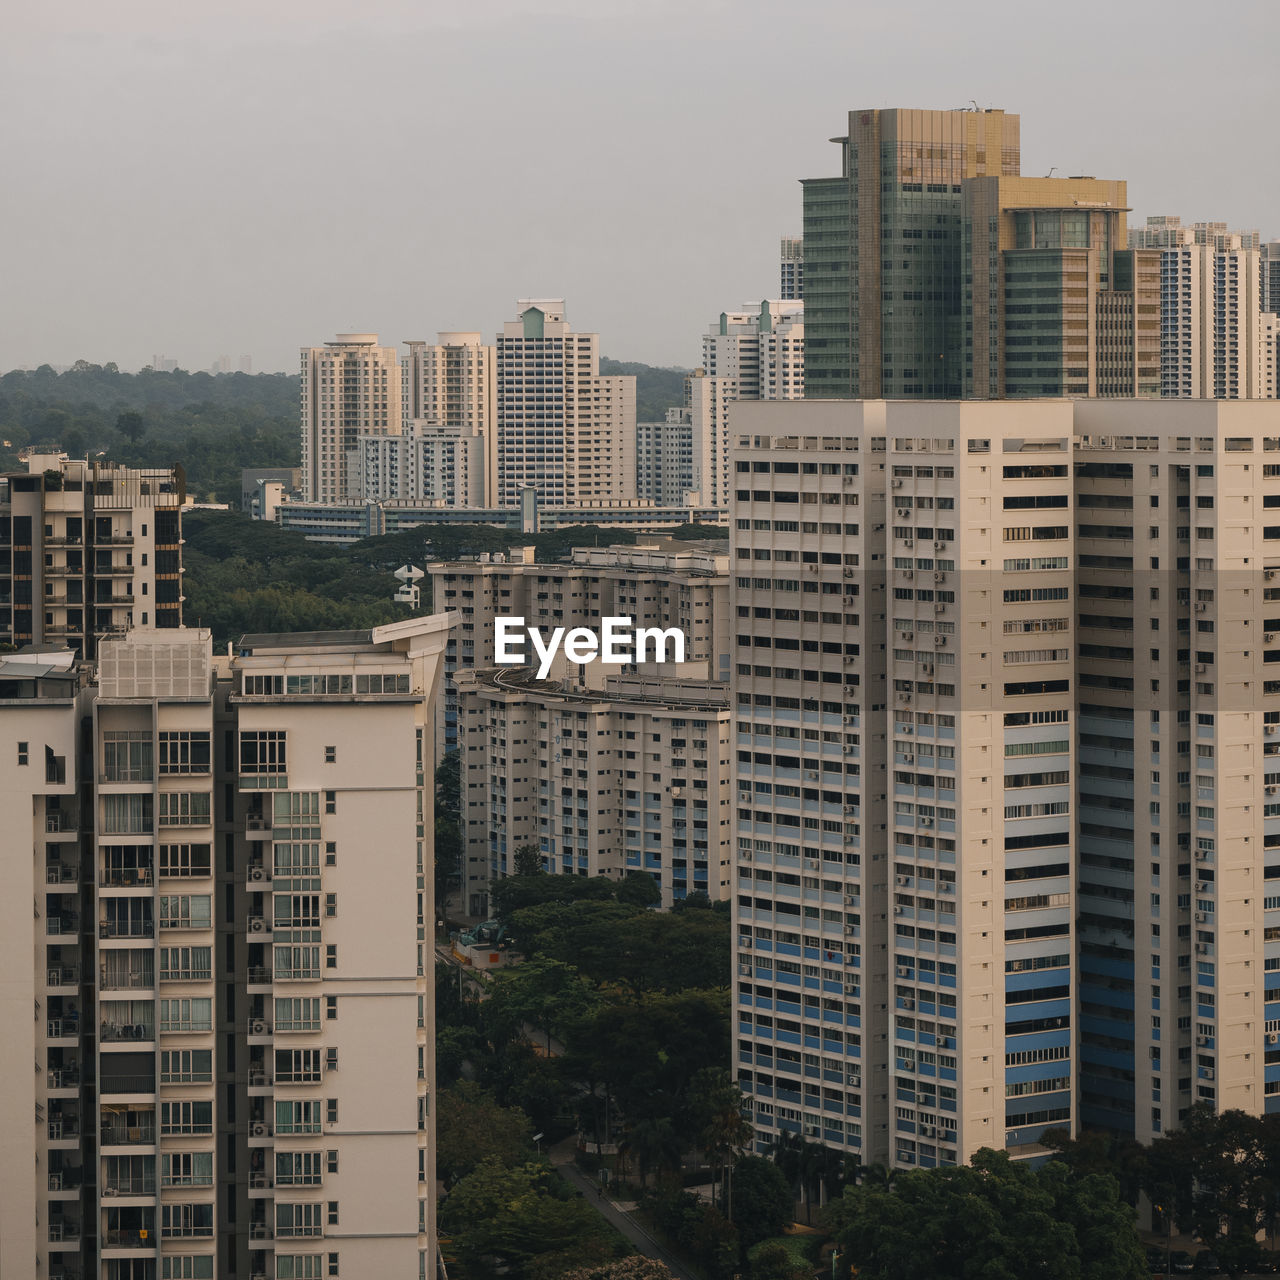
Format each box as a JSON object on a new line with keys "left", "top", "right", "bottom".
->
{"left": 495, "top": 301, "right": 636, "bottom": 507}
{"left": 428, "top": 539, "right": 731, "bottom": 757}
{"left": 1129, "top": 217, "right": 1271, "bottom": 399}
{"left": 1, "top": 455, "right": 184, "bottom": 658}
{"left": 1261, "top": 242, "right": 1280, "bottom": 316}
{"left": 402, "top": 334, "right": 497, "bottom": 504}
{"left": 801, "top": 108, "right": 1020, "bottom": 399}
{"left": 456, "top": 670, "right": 731, "bottom": 913}
{"left": 683, "top": 302, "right": 805, "bottom": 508}
{"left": 730, "top": 396, "right": 1280, "bottom": 1170}
{"left": 636, "top": 412, "right": 695, "bottom": 506}
{"left": 300, "top": 334, "right": 402, "bottom": 503}
{"left": 780, "top": 237, "right": 804, "bottom": 300}
{"left": 351, "top": 421, "right": 486, "bottom": 507}
{"left": 963, "top": 177, "right": 1160, "bottom": 398}
{"left": 3, "top": 616, "right": 452, "bottom": 1280}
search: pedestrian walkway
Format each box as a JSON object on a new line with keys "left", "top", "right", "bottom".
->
{"left": 550, "top": 1141, "right": 698, "bottom": 1280}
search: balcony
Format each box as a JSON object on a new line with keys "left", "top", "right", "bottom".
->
{"left": 101, "top": 1120, "right": 157, "bottom": 1146}
{"left": 101, "top": 1021, "right": 155, "bottom": 1043}
{"left": 100, "top": 919, "right": 154, "bottom": 939}
{"left": 45, "top": 808, "right": 79, "bottom": 835}
{"left": 48, "top": 1067, "right": 80, "bottom": 1090}
{"left": 47, "top": 1016, "right": 81, "bottom": 1040}
{"left": 246, "top": 915, "right": 271, "bottom": 937}
{"left": 247, "top": 965, "right": 272, "bottom": 986}
{"left": 101, "top": 1228, "right": 155, "bottom": 1248}
{"left": 46, "top": 914, "right": 80, "bottom": 937}
{"left": 101, "top": 865, "right": 154, "bottom": 888}
{"left": 47, "top": 1221, "right": 82, "bottom": 1245}
{"left": 101, "top": 1177, "right": 156, "bottom": 1198}
{"left": 46, "top": 862, "right": 79, "bottom": 885}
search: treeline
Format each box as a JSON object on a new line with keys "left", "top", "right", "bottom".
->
{"left": 0, "top": 363, "right": 298, "bottom": 501}
{"left": 180, "top": 509, "right": 725, "bottom": 648}
{"left": 600, "top": 358, "right": 691, "bottom": 423}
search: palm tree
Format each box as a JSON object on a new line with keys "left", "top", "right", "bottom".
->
{"left": 621, "top": 1117, "right": 682, "bottom": 1190}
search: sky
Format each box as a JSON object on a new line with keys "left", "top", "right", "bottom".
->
{"left": 4, "top": 0, "right": 1278, "bottom": 374}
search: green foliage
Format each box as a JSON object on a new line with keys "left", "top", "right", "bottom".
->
{"left": 616, "top": 870, "right": 661, "bottom": 908}
{"left": 559, "top": 1258, "right": 673, "bottom": 1280}
{"left": 1142, "top": 1105, "right": 1280, "bottom": 1275}
{"left": 731, "top": 1157, "right": 794, "bottom": 1249}
{"left": 440, "top": 1157, "right": 622, "bottom": 1280}
{"left": 747, "top": 1240, "right": 810, "bottom": 1280}
{"left": 435, "top": 1082, "right": 534, "bottom": 1186}
{"left": 489, "top": 872, "right": 618, "bottom": 921}
{"left": 512, "top": 843, "right": 544, "bottom": 878}
{"left": 599, "top": 358, "right": 691, "bottom": 424}
{"left": 0, "top": 364, "right": 298, "bottom": 501}
{"left": 823, "top": 1147, "right": 1145, "bottom": 1280}
{"left": 643, "top": 1186, "right": 739, "bottom": 1280}
{"left": 181, "top": 510, "right": 402, "bottom": 645}
{"left": 435, "top": 751, "right": 462, "bottom": 902}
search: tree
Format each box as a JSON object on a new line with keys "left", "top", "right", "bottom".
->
{"left": 686, "top": 1067, "right": 753, "bottom": 1208}
{"left": 435, "top": 1082, "right": 533, "bottom": 1185}
{"left": 513, "top": 843, "right": 544, "bottom": 877}
{"left": 616, "top": 870, "right": 661, "bottom": 908}
{"left": 116, "top": 411, "right": 144, "bottom": 443}
{"left": 560, "top": 1259, "right": 672, "bottom": 1280}
{"left": 823, "top": 1148, "right": 1145, "bottom": 1280}
{"left": 620, "top": 1116, "right": 683, "bottom": 1189}
{"left": 748, "top": 1241, "right": 808, "bottom": 1280}
{"left": 440, "top": 1158, "right": 619, "bottom": 1279}
{"left": 730, "top": 1156, "right": 793, "bottom": 1249}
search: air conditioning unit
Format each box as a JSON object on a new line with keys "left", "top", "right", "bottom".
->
{"left": 1204, "top": 1068, "right": 1215, "bottom": 1080}
{"left": 920, "top": 817, "right": 933, "bottom": 827}
{"left": 1268, "top": 1033, "right": 1278, "bottom": 1044}
{"left": 904, "top": 539, "right": 914, "bottom": 548}
{"left": 923, "top": 666, "right": 934, "bottom": 677}
{"left": 1196, "top": 602, "right": 1207, "bottom": 612}
{"left": 935, "top": 603, "right": 946, "bottom": 613}
{"left": 1195, "top": 911, "right": 1207, "bottom": 922}
{"left": 740, "top": 938, "right": 753, "bottom": 950}
{"left": 249, "top": 1019, "right": 268, "bottom": 1036}
{"left": 901, "top": 997, "right": 915, "bottom": 1009}
{"left": 903, "top": 753, "right": 915, "bottom": 763}
{"left": 741, "top": 851, "right": 752, "bottom": 862}
{"left": 805, "top": 770, "right": 820, "bottom": 780}
{"left": 1267, "top": 786, "right": 1278, "bottom": 795}
{"left": 920, "top": 1124, "right": 936, "bottom": 1137}
{"left": 250, "top": 1122, "right": 267, "bottom": 1137}
{"left": 894, "top": 905, "right": 905, "bottom": 915}
{"left": 739, "top": 963, "right": 752, "bottom": 976}
{"left": 896, "top": 965, "right": 910, "bottom": 976}
{"left": 1267, "top": 634, "right": 1275, "bottom": 644}
{"left": 845, "top": 894, "right": 857, "bottom": 906}
{"left": 249, "top": 867, "right": 266, "bottom": 882}
{"left": 934, "top": 635, "right": 946, "bottom": 645}
{"left": 896, "top": 875, "right": 909, "bottom": 886}
{"left": 893, "top": 478, "right": 904, "bottom": 488}
{"left": 1267, "top": 571, "right": 1276, "bottom": 581}
{"left": 1195, "top": 881, "right": 1207, "bottom": 892}
{"left": 902, "top": 726, "right": 914, "bottom": 735}
{"left": 904, "top": 570, "right": 914, "bottom": 580}
{"left": 897, "top": 509, "right": 911, "bottom": 519}
{"left": 903, "top": 632, "right": 914, "bottom": 642}
{"left": 846, "top": 1072, "right": 860, "bottom": 1085}
{"left": 804, "top": 1124, "right": 820, "bottom": 1137}
{"left": 844, "top": 981, "right": 859, "bottom": 994}
{"left": 1195, "top": 664, "right": 1207, "bottom": 674}
{"left": 249, "top": 918, "right": 266, "bottom": 934}
{"left": 934, "top": 542, "right": 944, "bottom": 551}
{"left": 844, "top": 568, "right": 856, "bottom": 578}
{"left": 1196, "top": 849, "right": 1209, "bottom": 861}
{"left": 899, "top": 693, "right": 912, "bottom": 703}
{"left": 805, "top": 859, "right": 820, "bottom": 871}
{"left": 1195, "top": 943, "right": 1208, "bottom": 954}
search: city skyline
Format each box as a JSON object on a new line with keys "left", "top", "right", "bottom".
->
{"left": 5, "top": 0, "right": 1278, "bottom": 375}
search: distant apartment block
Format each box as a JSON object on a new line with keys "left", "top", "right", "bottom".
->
{"left": 241, "top": 468, "right": 300, "bottom": 523}
{"left": 1129, "top": 216, "right": 1272, "bottom": 399}
{"left": 729, "top": 395, "right": 1280, "bottom": 1175}
{"left": 1, "top": 454, "right": 184, "bottom": 658}
{"left": 780, "top": 236, "right": 804, "bottom": 301}
{"left": 456, "top": 669, "right": 731, "bottom": 913}
{"left": 636, "top": 412, "right": 695, "bottom": 506}
{"left": 402, "top": 334, "right": 497, "bottom": 504}
{"left": 1, "top": 615, "right": 452, "bottom": 1280}
{"left": 300, "top": 334, "right": 402, "bottom": 503}
{"left": 495, "top": 300, "right": 636, "bottom": 507}
{"left": 351, "top": 421, "right": 486, "bottom": 507}
{"left": 428, "top": 538, "right": 731, "bottom": 757}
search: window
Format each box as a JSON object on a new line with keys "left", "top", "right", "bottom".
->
{"left": 102, "top": 731, "right": 154, "bottom": 782}
{"left": 161, "top": 1100, "right": 213, "bottom": 1135}
{"left": 159, "top": 844, "right": 212, "bottom": 878}
{"left": 326, "top": 945, "right": 337, "bottom": 970}
{"left": 276, "top": 1100, "right": 322, "bottom": 1135}
{"left": 161, "top": 1049, "right": 212, "bottom": 1083}
{"left": 276, "top": 1151, "right": 324, "bottom": 1186}
{"left": 327, "top": 1201, "right": 339, "bottom": 1226}
{"left": 276, "top": 1258, "right": 324, "bottom": 1280}
{"left": 102, "top": 793, "right": 154, "bottom": 834}
{"left": 274, "top": 893, "right": 320, "bottom": 929}
{"left": 159, "top": 895, "right": 212, "bottom": 929}
{"left": 159, "top": 792, "right": 211, "bottom": 827}
{"left": 276, "top": 1202, "right": 324, "bottom": 1238}
{"left": 326, "top": 1098, "right": 338, "bottom": 1124}
{"left": 241, "top": 730, "right": 287, "bottom": 775}
{"left": 160, "top": 946, "right": 212, "bottom": 980}
{"left": 161, "top": 1250, "right": 214, "bottom": 1275}
{"left": 161, "top": 1151, "right": 214, "bottom": 1187}
{"left": 324, "top": 790, "right": 336, "bottom": 814}
{"left": 275, "top": 997, "right": 321, "bottom": 1032}
{"left": 326, "top": 995, "right": 338, "bottom": 1021}
{"left": 276, "top": 1048, "right": 323, "bottom": 1084}
{"left": 324, "top": 745, "right": 336, "bottom": 764}
{"left": 325, "top": 893, "right": 337, "bottom": 918}
{"left": 17, "top": 741, "right": 28, "bottom": 766}
{"left": 159, "top": 998, "right": 213, "bottom": 1032}
{"left": 158, "top": 731, "right": 211, "bottom": 775}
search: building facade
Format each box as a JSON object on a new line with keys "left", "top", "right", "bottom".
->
{"left": 636, "top": 413, "right": 695, "bottom": 506}
{"left": 495, "top": 301, "right": 636, "bottom": 507}
{"left": 428, "top": 539, "right": 731, "bottom": 758}
{"left": 351, "top": 421, "right": 486, "bottom": 508}
{"left": 456, "top": 669, "right": 731, "bottom": 914}
{"left": 1, "top": 455, "right": 184, "bottom": 658}
{"left": 780, "top": 237, "right": 804, "bottom": 301}
{"left": 402, "top": 334, "right": 497, "bottom": 505}
{"left": 729, "top": 396, "right": 1280, "bottom": 1172}
{"left": 4, "top": 616, "right": 452, "bottom": 1280}
{"left": 300, "top": 335, "right": 403, "bottom": 503}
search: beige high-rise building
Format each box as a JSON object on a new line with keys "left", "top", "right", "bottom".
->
{"left": 351, "top": 421, "right": 486, "bottom": 507}
{"left": 1, "top": 454, "right": 185, "bottom": 658}
{"left": 300, "top": 334, "right": 403, "bottom": 503}
{"left": 402, "top": 334, "right": 497, "bottom": 504}
{"left": 729, "top": 395, "right": 1280, "bottom": 1169}
{"left": 456, "top": 670, "right": 731, "bottom": 913}
{"left": 495, "top": 301, "right": 636, "bottom": 507}
{"left": 963, "top": 176, "right": 1160, "bottom": 398}
{"left": 2, "top": 615, "right": 453, "bottom": 1280}
{"left": 427, "top": 539, "right": 730, "bottom": 759}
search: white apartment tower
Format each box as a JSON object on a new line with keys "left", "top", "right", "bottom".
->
{"left": 688, "top": 301, "right": 805, "bottom": 508}
{"left": 402, "top": 334, "right": 497, "bottom": 505}
{"left": 495, "top": 301, "right": 636, "bottom": 507}
{"left": 1, "top": 455, "right": 185, "bottom": 658}
{"left": 1129, "top": 218, "right": 1270, "bottom": 399}
{"left": 730, "top": 396, "right": 1280, "bottom": 1173}
{"left": 300, "top": 334, "right": 403, "bottom": 503}
{"left": 456, "top": 670, "right": 732, "bottom": 913}
{"left": 781, "top": 237, "right": 804, "bottom": 301}
{"left": 351, "top": 422, "right": 486, "bottom": 508}
{"left": 2, "top": 616, "right": 452, "bottom": 1280}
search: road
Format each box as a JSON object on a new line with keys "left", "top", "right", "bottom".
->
{"left": 552, "top": 1155, "right": 700, "bottom": 1280}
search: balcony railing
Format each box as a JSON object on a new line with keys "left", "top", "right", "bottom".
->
{"left": 48, "top": 1068, "right": 80, "bottom": 1090}
{"left": 47, "top": 916, "right": 80, "bottom": 936}
{"left": 101, "top": 1228, "right": 155, "bottom": 1247}
{"left": 47, "top": 1017, "right": 80, "bottom": 1039}
{"left": 47, "top": 1223, "right": 81, "bottom": 1243}
{"left": 47, "top": 967, "right": 80, "bottom": 987}
{"left": 101, "top": 1176, "right": 156, "bottom": 1197}
{"left": 247, "top": 966, "right": 272, "bottom": 985}
{"left": 100, "top": 921, "right": 154, "bottom": 939}
{"left": 101, "top": 1121, "right": 156, "bottom": 1145}
{"left": 101, "top": 1021, "right": 154, "bottom": 1042}
{"left": 100, "top": 867, "right": 154, "bottom": 887}
{"left": 46, "top": 863, "right": 78, "bottom": 884}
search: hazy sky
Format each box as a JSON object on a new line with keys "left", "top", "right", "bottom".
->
{"left": 5, "top": 0, "right": 1277, "bottom": 373}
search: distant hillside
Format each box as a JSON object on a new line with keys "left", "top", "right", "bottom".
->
{"left": 600, "top": 357, "right": 691, "bottom": 424}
